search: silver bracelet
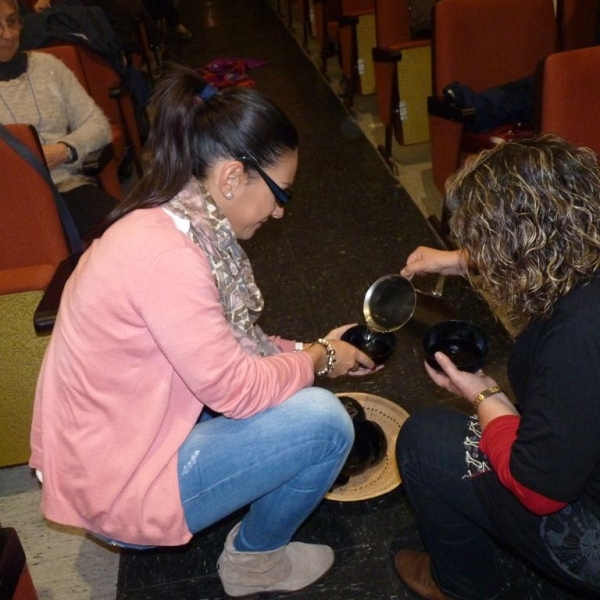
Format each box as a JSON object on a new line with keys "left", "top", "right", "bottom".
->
{"left": 312, "top": 338, "right": 336, "bottom": 377}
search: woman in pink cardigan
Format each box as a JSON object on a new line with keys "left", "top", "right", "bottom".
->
{"left": 30, "top": 65, "right": 375, "bottom": 598}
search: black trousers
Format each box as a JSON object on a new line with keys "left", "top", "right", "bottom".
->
{"left": 61, "top": 183, "right": 118, "bottom": 241}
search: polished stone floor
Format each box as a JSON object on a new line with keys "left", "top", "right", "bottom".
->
{"left": 115, "top": 0, "right": 589, "bottom": 599}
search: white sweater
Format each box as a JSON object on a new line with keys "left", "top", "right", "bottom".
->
{"left": 0, "top": 51, "right": 111, "bottom": 185}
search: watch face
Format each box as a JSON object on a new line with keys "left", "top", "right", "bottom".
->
{"left": 66, "top": 145, "right": 77, "bottom": 163}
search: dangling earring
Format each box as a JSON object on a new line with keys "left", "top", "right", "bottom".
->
{"left": 225, "top": 191, "right": 234, "bottom": 200}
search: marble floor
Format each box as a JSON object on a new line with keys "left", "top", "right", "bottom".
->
{"left": 0, "top": 0, "right": 589, "bottom": 599}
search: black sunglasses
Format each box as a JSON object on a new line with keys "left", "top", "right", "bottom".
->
{"left": 239, "top": 157, "right": 292, "bottom": 207}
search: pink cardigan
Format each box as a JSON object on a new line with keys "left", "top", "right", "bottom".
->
{"left": 30, "top": 207, "right": 314, "bottom": 546}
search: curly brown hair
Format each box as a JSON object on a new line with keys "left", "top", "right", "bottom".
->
{"left": 446, "top": 135, "right": 600, "bottom": 331}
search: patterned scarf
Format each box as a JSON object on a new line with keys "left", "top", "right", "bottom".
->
{"left": 167, "top": 178, "right": 281, "bottom": 357}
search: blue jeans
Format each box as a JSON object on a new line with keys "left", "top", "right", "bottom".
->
{"left": 396, "top": 408, "right": 503, "bottom": 600}
{"left": 177, "top": 387, "right": 354, "bottom": 552}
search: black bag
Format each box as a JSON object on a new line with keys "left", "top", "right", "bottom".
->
{"left": 21, "top": 5, "right": 127, "bottom": 79}
{"left": 443, "top": 75, "right": 535, "bottom": 133}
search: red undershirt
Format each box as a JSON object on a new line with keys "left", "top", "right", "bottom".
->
{"left": 479, "top": 415, "right": 567, "bottom": 515}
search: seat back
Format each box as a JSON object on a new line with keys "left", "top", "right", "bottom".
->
{"left": 371, "top": 0, "right": 433, "bottom": 152}
{"left": 33, "top": 44, "right": 87, "bottom": 91}
{"left": 556, "top": 0, "right": 599, "bottom": 51}
{"left": 428, "top": 0, "right": 557, "bottom": 197}
{"left": 374, "top": 0, "right": 412, "bottom": 48}
{"left": 541, "top": 45, "right": 600, "bottom": 157}
{"left": 0, "top": 124, "right": 69, "bottom": 295}
{"left": 339, "top": 0, "right": 376, "bottom": 94}
{"left": 312, "top": 0, "right": 342, "bottom": 71}
{"left": 0, "top": 125, "right": 69, "bottom": 467}
{"left": 75, "top": 44, "right": 144, "bottom": 163}
{"left": 432, "top": 0, "right": 557, "bottom": 96}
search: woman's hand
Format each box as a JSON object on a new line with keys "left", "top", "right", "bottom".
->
{"left": 324, "top": 323, "right": 357, "bottom": 340}
{"left": 401, "top": 247, "right": 468, "bottom": 279}
{"left": 303, "top": 324, "right": 376, "bottom": 377}
{"left": 43, "top": 143, "right": 69, "bottom": 170}
{"left": 326, "top": 338, "right": 375, "bottom": 378}
{"left": 425, "top": 352, "right": 518, "bottom": 427}
{"left": 424, "top": 351, "right": 499, "bottom": 402}
{"left": 324, "top": 323, "right": 380, "bottom": 376}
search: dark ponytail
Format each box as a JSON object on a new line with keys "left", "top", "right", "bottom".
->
{"left": 96, "top": 64, "right": 298, "bottom": 234}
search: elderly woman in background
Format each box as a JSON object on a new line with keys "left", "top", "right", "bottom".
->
{"left": 0, "top": 0, "right": 116, "bottom": 238}
{"left": 395, "top": 136, "right": 600, "bottom": 600}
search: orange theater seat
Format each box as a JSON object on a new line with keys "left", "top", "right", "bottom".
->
{"left": 338, "top": 0, "right": 376, "bottom": 100}
{"left": 0, "top": 124, "right": 70, "bottom": 467}
{"left": 426, "top": 0, "right": 557, "bottom": 237}
{"left": 372, "top": 0, "right": 433, "bottom": 161}
{"left": 0, "top": 125, "right": 68, "bottom": 295}
{"left": 540, "top": 45, "right": 600, "bottom": 157}
{"left": 312, "top": 0, "right": 342, "bottom": 72}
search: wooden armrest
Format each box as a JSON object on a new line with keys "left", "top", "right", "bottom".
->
{"left": 33, "top": 253, "right": 81, "bottom": 335}
{"left": 82, "top": 144, "right": 114, "bottom": 175}
{"left": 372, "top": 39, "right": 431, "bottom": 63}
{"left": 339, "top": 7, "right": 373, "bottom": 23}
{"left": 339, "top": 14, "right": 359, "bottom": 25}
{"left": 428, "top": 95, "right": 476, "bottom": 123}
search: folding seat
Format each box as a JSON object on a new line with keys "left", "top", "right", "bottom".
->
{"left": 371, "top": 0, "right": 433, "bottom": 162}
{"left": 337, "top": 0, "right": 376, "bottom": 99}
{"left": 427, "top": 0, "right": 557, "bottom": 235}
{"left": 540, "top": 45, "right": 600, "bottom": 157}
{"left": 312, "top": 0, "right": 341, "bottom": 72}
{"left": 296, "top": 0, "right": 314, "bottom": 48}
{"left": 312, "top": 0, "right": 376, "bottom": 101}
{"left": 74, "top": 44, "right": 145, "bottom": 172}
{"left": 0, "top": 124, "right": 69, "bottom": 467}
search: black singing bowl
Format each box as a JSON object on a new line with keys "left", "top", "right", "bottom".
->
{"left": 338, "top": 419, "right": 388, "bottom": 480}
{"left": 423, "top": 320, "right": 490, "bottom": 373}
{"left": 341, "top": 325, "right": 397, "bottom": 365}
{"left": 338, "top": 395, "right": 367, "bottom": 422}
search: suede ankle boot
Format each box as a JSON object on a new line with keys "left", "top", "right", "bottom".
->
{"left": 394, "top": 550, "right": 451, "bottom": 600}
{"left": 217, "top": 522, "right": 335, "bottom": 599}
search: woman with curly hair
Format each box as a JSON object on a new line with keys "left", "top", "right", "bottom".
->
{"left": 394, "top": 135, "right": 600, "bottom": 600}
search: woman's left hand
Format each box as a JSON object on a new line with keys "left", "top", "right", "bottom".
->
{"left": 425, "top": 351, "right": 499, "bottom": 403}
{"left": 325, "top": 323, "right": 357, "bottom": 340}
{"left": 323, "top": 324, "right": 380, "bottom": 376}
{"left": 43, "top": 143, "right": 69, "bottom": 169}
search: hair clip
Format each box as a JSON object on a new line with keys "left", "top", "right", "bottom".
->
{"left": 193, "top": 84, "right": 218, "bottom": 105}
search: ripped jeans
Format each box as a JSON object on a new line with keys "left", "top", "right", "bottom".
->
{"left": 177, "top": 386, "right": 353, "bottom": 552}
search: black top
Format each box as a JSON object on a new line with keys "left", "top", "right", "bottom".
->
{"left": 507, "top": 274, "right": 600, "bottom": 514}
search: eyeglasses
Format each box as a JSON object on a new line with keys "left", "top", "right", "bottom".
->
{"left": 239, "top": 157, "right": 292, "bottom": 207}
{"left": 0, "top": 15, "right": 22, "bottom": 35}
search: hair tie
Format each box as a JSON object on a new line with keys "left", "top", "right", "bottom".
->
{"left": 193, "top": 84, "right": 218, "bottom": 105}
